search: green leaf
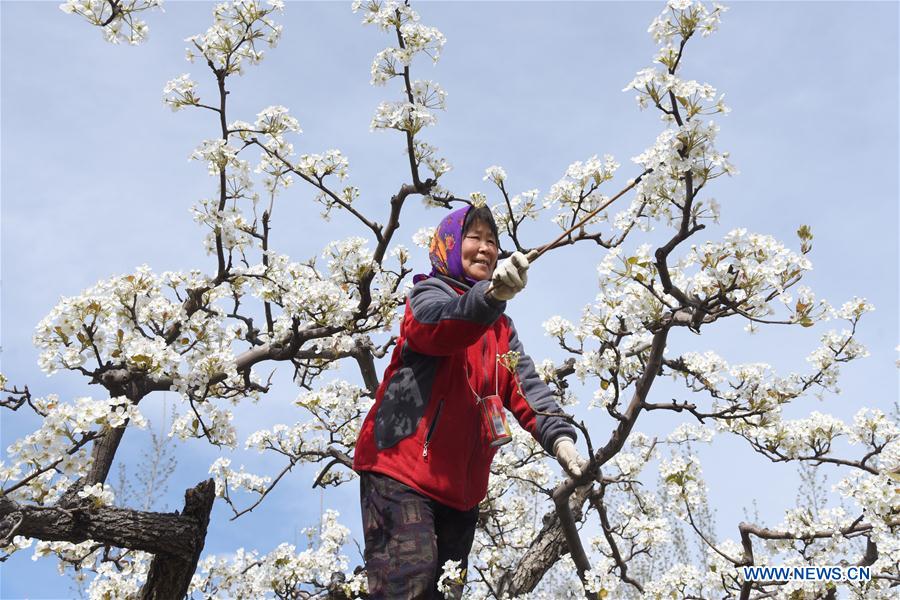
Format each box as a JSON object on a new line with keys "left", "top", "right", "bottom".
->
{"left": 54, "top": 326, "right": 70, "bottom": 345}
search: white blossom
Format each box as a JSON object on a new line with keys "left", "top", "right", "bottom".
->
{"left": 59, "top": 0, "right": 161, "bottom": 45}
{"left": 162, "top": 74, "right": 199, "bottom": 111}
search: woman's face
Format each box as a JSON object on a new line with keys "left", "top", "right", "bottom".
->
{"left": 461, "top": 220, "right": 498, "bottom": 281}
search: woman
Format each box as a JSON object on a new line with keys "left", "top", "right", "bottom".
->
{"left": 353, "top": 205, "right": 583, "bottom": 599}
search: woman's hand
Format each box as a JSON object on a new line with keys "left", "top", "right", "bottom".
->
{"left": 553, "top": 436, "right": 585, "bottom": 478}
{"left": 489, "top": 251, "right": 529, "bottom": 301}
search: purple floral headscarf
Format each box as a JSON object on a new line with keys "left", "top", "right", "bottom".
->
{"left": 413, "top": 206, "right": 477, "bottom": 286}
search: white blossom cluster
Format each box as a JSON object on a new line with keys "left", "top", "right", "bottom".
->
{"left": 544, "top": 155, "right": 621, "bottom": 231}
{"left": 186, "top": 136, "right": 261, "bottom": 254}
{"left": 190, "top": 196, "right": 255, "bottom": 256}
{"left": 642, "top": 563, "right": 712, "bottom": 599}
{"left": 224, "top": 380, "right": 371, "bottom": 498}
{"left": 641, "top": 406, "right": 898, "bottom": 598}
{"left": 208, "top": 456, "right": 270, "bottom": 497}
{"left": 244, "top": 254, "right": 348, "bottom": 335}
{"left": 412, "top": 140, "right": 452, "bottom": 180}
{"left": 609, "top": 432, "right": 657, "bottom": 479}
{"left": 170, "top": 399, "right": 238, "bottom": 447}
{"left": 542, "top": 316, "right": 575, "bottom": 343}
{"left": 620, "top": 496, "right": 672, "bottom": 549}
{"left": 412, "top": 226, "right": 437, "bottom": 249}
{"left": 370, "top": 100, "right": 438, "bottom": 135}
{"left": 241, "top": 241, "right": 404, "bottom": 342}
{"left": 28, "top": 539, "right": 152, "bottom": 599}
{"left": 59, "top": 0, "right": 162, "bottom": 45}
{"left": 836, "top": 470, "right": 900, "bottom": 591}
{"left": 491, "top": 187, "right": 542, "bottom": 240}
{"left": 804, "top": 329, "right": 871, "bottom": 391}
{"left": 659, "top": 454, "right": 708, "bottom": 518}
{"left": 581, "top": 557, "right": 621, "bottom": 598}
{"left": 436, "top": 559, "right": 465, "bottom": 597}
{"left": 836, "top": 411, "right": 899, "bottom": 528}
{"left": 251, "top": 105, "right": 304, "bottom": 194}
{"left": 32, "top": 265, "right": 264, "bottom": 409}
{"left": 254, "top": 104, "right": 300, "bottom": 138}
{"left": 295, "top": 149, "right": 348, "bottom": 184}
{"left": 2, "top": 395, "right": 145, "bottom": 507}
{"left": 480, "top": 165, "right": 544, "bottom": 239}
{"left": 188, "top": 510, "right": 366, "bottom": 598}
{"left": 742, "top": 498, "right": 899, "bottom": 599}
{"left": 648, "top": 0, "right": 727, "bottom": 45}
{"left": 77, "top": 482, "right": 117, "bottom": 507}
{"left": 555, "top": 247, "right": 666, "bottom": 408}
{"left": 294, "top": 380, "right": 372, "bottom": 451}
{"left": 616, "top": 1, "right": 733, "bottom": 236}
{"left": 322, "top": 240, "right": 409, "bottom": 331}
{"left": 83, "top": 551, "right": 152, "bottom": 600}
{"left": 28, "top": 540, "right": 153, "bottom": 599}
{"left": 666, "top": 422, "right": 715, "bottom": 444}
{"left": 682, "top": 229, "right": 817, "bottom": 318}
{"left": 162, "top": 74, "right": 199, "bottom": 112}
{"left": 190, "top": 138, "right": 247, "bottom": 177}
{"left": 630, "top": 121, "right": 732, "bottom": 227}
{"left": 354, "top": 1, "right": 445, "bottom": 82}
{"left": 184, "top": 0, "right": 284, "bottom": 76}
{"left": 667, "top": 327, "right": 870, "bottom": 433}
{"left": 355, "top": 0, "right": 451, "bottom": 190}
{"left": 324, "top": 237, "right": 375, "bottom": 285}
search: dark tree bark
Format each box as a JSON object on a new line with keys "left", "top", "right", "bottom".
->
{"left": 140, "top": 479, "right": 216, "bottom": 599}
{"left": 496, "top": 484, "right": 593, "bottom": 597}
{"left": 86, "top": 425, "right": 127, "bottom": 486}
{"left": 1, "top": 479, "right": 215, "bottom": 598}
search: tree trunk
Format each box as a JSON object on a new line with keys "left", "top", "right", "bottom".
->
{"left": 1, "top": 479, "right": 215, "bottom": 598}
{"left": 140, "top": 479, "right": 216, "bottom": 599}
{"left": 498, "top": 484, "right": 593, "bottom": 597}
{"left": 86, "top": 425, "right": 127, "bottom": 486}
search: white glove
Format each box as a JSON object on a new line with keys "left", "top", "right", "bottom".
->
{"left": 490, "top": 251, "right": 529, "bottom": 302}
{"left": 553, "top": 436, "right": 584, "bottom": 478}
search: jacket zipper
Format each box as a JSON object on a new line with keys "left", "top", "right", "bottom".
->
{"left": 422, "top": 399, "right": 444, "bottom": 459}
{"left": 482, "top": 336, "right": 491, "bottom": 396}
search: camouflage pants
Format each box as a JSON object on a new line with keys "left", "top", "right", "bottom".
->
{"left": 359, "top": 472, "right": 478, "bottom": 600}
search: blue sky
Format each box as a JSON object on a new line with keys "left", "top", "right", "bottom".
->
{"left": 2, "top": 1, "right": 898, "bottom": 597}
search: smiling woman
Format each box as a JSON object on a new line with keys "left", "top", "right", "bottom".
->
{"left": 0, "top": 0, "right": 897, "bottom": 599}
{"left": 460, "top": 206, "right": 499, "bottom": 281}
{"left": 352, "top": 203, "right": 581, "bottom": 599}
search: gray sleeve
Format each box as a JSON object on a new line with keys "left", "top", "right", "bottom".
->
{"left": 408, "top": 278, "right": 505, "bottom": 327}
{"left": 506, "top": 316, "right": 578, "bottom": 454}
{"left": 405, "top": 279, "right": 506, "bottom": 356}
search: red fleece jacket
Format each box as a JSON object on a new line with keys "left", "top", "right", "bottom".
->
{"left": 353, "top": 276, "right": 576, "bottom": 510}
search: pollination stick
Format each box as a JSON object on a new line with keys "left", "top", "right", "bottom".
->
{"left": 487, "top": 169, "right": 650, "bottom": 293}
{"left": 528, "top": 169, "right": 649, "bottom": 263}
